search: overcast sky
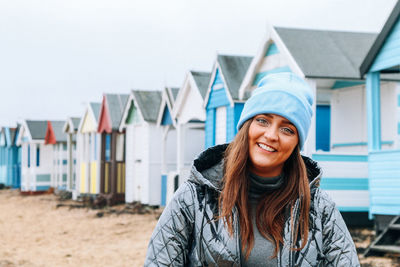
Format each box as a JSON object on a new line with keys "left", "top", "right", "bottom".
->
{"left": 0, "top": 0, "right": 397, "bottom": 126}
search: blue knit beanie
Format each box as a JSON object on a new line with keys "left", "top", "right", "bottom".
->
{"left": 237, "top": 72, "right": 314, "bottom": 149}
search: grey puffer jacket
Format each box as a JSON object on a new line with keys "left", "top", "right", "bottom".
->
{"left": 145, "top": 144, "right": 360, "bottom": 266}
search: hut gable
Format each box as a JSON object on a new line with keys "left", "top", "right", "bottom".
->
{"left": 157, "top": 87, "right": 179, "bottom": 127}
{"left": 98, "top": 94, "right": 129, "bottom": 133}
{"left": 79, "top": 102, "right": 101, "bottom": 133}
{"left": 63, "top": 117, "right": 81, "bottom": 134}
{"left": 360, "top": 1, "right": 400, "bottom": 74}
{"left": 172, "top": 71, "right": 211, "bottom": 124}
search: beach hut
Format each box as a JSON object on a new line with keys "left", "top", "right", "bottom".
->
{"left": 63, "top": 117, "right": 81, "bottom": 192}
{"left": 10, "top": 126, "right": 21, "bottom": 189}
{"left": 119, "top": 90, "right": 162, "bottom": 205}
{"left": 76, "top": 102, "right": 102, "bottom": 199}
{"left": 0, "top": 128, "right": 8, "bottom": 186}
{"left": 44, "top": 121, "right": 68, "bottom": 190}
{"left": 17, "top": 120, "right": 54, "bottom": 192}
{"left": 0, "top": 126, "right": 21, "bottom": 188}
{"left": 155, "top": 86, "right": 179, "bottom": 206}
{"left": 168, "top": 71, "right": 211, "bottom": 204}
{"left": 97, "top": 94, "right": 129, "bottom": 203}
{"left": 357, "top": 1, "right": 400, "bottom": 255}
{"left": 203, "top": 54, "right": 253, "bottom": 148}
{"left": 236, "top": 25, "right": 400, "bottom": 220}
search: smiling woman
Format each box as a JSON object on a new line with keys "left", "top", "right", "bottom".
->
{"left": 145, "top": 73, "right": 360, "bottom": 266}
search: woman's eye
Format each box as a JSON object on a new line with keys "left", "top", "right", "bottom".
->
{"left": 281, "top": 127, "right": 295, "bottom": 135}
{"left": 256, "top": 118, "right": 269, "bottom": 125}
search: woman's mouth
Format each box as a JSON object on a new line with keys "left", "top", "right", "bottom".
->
{"left": 257, "top": 143, "right": 277, "bottom": 152}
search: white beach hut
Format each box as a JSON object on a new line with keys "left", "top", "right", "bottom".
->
{"left": 17, "top": 120, "right": 54, "bottom": 192}
{"left": 120, "top": 90, "right": 162, "bottom": 205}
{"left": 76, "top": 102, "right": 102, "bottom": 199}
{"left": 63, "top": 117, "right": 80, "bottom": 193}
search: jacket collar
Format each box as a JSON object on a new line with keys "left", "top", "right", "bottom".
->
{"left": 189, "top": 143, "right": 322, "bottom": 191}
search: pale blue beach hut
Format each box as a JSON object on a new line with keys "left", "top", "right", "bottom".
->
{"left": 236, "top": 25, "right": 400, "bottom": 223}
{"left": 0, "top": 126, "right": 21, "bottom": 188}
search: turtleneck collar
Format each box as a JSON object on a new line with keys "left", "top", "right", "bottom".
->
{"left": 248, "top": 172, "right": 284, "bottom": 201}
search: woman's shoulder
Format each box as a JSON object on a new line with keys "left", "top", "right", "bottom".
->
{"left": 311, "top": 188, "right": 337, "bottom": 215}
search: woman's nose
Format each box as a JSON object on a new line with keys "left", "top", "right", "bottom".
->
{"left": 263, "top": 126, "right": 278, "bottom": 141}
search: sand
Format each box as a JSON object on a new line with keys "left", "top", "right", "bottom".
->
{"left": 0, "top": 189, "right": 399, "bottom": 267}
{"left": 0, "top": 189, "right": 158, "bottom": 267}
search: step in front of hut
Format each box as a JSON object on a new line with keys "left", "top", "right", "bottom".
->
{"left": 364, "top": 216, "right": 400, "bottom": 257}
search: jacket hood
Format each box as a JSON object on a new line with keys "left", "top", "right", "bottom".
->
{"left": 188, "top": 143, "right": 322, "bottom": 191}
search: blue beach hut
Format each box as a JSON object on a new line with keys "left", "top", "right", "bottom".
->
{"left": 0, "top": 127, "right": 20, "bottom": 188}
{"left": 203, "top": 54, "right": 253, "bottom": 148}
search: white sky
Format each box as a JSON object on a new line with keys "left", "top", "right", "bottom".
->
{"left": 0, "top": 0, "right": 397, "bottom": 126}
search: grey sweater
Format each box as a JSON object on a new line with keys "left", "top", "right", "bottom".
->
{"left": 240, "top": 173, "right": 284, "bottom": 267}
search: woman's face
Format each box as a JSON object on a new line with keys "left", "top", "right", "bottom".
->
{"left": 248, "top": 114, "right": 299, "bottom": 177}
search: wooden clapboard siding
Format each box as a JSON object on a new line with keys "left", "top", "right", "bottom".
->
{"left": 369, "top": 150, "right": 400, "bottom": 215}
{"left": 312, "top": 153, "right": 369, "bottom": 212}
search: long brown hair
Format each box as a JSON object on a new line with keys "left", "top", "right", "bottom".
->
{"left": 218, "top": 119, "right": 310, "bottom": 259}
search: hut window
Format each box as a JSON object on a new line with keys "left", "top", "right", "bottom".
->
{"left": 105, "top": 134, "right": 111, "bottom": 161}
{"left": 116, "top": 134, "right": 124, "bottom": 161}
{"left": 27, "top": 145, "right": 30, "bottom": 168}
{"left": 63, "top": 143, "right": 67, "bottom": 151}
{"left": 36, "top": 147, "right": 40, "bottom": 167}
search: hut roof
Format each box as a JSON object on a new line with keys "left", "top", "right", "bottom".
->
{"left": 90, "top": 102, "right": 102, "bottom": 122}
{"left": 276, "top": 27, "right": 377, "bottom": 80}
{"left": 105, "top": 94, "right": 130, "bottom": 130}
{"left": 26, "top": 120, "right": 48, "bottom": 140}
{"left": 217, "top": 55, "right": 253, "bottom": 100}
{"left": 191, "top": 71, "right": 211, "bottom": 100}
{"left": 132, "top": 90, "right": 162, "bottom": 123}
{"left": 170, "top": 88, "right": 179, "bottom": 102}
{"left": 50, "top": 121, "right": 67, "bottom": 143}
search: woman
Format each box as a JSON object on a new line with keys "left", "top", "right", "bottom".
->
{"left": 145, "top": 72, "right": 359, "bottom": 266}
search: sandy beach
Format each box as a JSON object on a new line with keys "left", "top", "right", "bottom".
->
{"left": 0, "top": 189, "right": 399, "bottom": 267}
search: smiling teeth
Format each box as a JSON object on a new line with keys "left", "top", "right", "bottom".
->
{"left": 258, "top": 143, "right": 276, "bottom": 152}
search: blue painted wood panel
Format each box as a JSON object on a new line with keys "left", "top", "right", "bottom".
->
{"left": 161, "top": 175, "right": 167, "bottom": 206}
{"left": 316, "top": 105, "right": 331, "bottom": 151}
{"left": 369, "top": 150, "right": 400, "bottom": 215}
{"left": 234, "top": 103, "right": 244, "bottom": 133}
{"left": 331, "top": 81, "right": 364, "bottom": 89}
{"left": 161, "top": 106, "right": 173, "bottom": 126}
{"left": 371, "top": 19, "right": 400, "bottom": 72}
{"left": 320, "top": 178, "right": 368, "bottom": 190}
{"left": 205, "top": 109, "right": 215, "bottom": 148}
{"left": 366, "top": 72, "right": 381, "bottom": 151}
{"left": 252, "top": 66, "right": 292, "bottom": 86}
{"left": 207, "top": 68, "right": 230, "bottom": 109}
